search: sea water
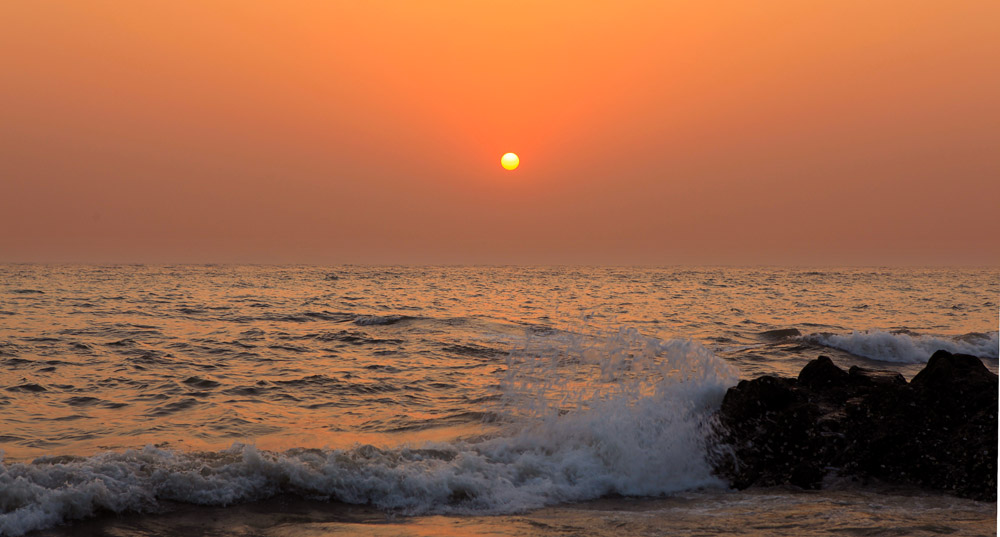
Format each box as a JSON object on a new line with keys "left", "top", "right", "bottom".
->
{"left": 0, "top": 265, "right": 996, "bottom": 536}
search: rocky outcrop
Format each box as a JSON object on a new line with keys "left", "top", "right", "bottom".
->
{"left": 711, "top": 351, "right": 998, "bottom": 501}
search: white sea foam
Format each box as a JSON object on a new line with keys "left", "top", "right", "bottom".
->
{"left": 803, "top": 330, "right": 999, "bottom": 363}
{"left": 0, "top": 331, "right": 738, "bottom": 536}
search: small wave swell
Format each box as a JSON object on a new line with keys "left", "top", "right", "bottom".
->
{"left": 803, "top": 330, "right": 999, "bottom": 363}
{"left": 354, "top": 314, "right": 414, "bottom": 326}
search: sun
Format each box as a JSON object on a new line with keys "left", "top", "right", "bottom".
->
{"left": 501, "top": 152, "right": 519, "bottom": 170}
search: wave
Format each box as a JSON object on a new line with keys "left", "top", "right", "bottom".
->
{"left": 0, "top": 334, "right": 738, "bottom": 536}
{"left": 803, "top": 330, "right": 999, "bottom": 363}
{"left": 354, "top": 314, "right": 414, "bottom": 326}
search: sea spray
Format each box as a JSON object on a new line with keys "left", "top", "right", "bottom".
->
{"left": 494, "top": 326, "right": 740, "bottom": 497}
{"left": 0, "top": 328, "right": 739, "bottom": 536}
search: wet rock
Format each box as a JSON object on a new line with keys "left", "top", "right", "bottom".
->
{"left": 712, "top": 375, "right": 827, "bottom": 490}
{"left": 798, "top": 355, "right": 849, "bottom": 390}
{"left": 711, "top": 351, "right": 997, "bottom": 501}
{"left": 911, "top": 350, "right": 995, "bottom": 395}
{"left": 847, "top": 366, "right": 905, "bottom": 387}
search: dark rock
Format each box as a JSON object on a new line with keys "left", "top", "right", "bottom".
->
{"left": 854, "top": 350, "right": 998, "bottom": 501}
{"left": 911, "top": 350, "right": 995, "bottom": 394}
{"left": 798, "top": 355, "right": 849, "bottom": 390}
{"left": 711, "top": 351, "right": 997, "bottom": 501}
{"left": 713, "top": 375, "right": 826, "bottom": 490}
{"left": 847, "top": 366, "right": 906, "bottom": 387}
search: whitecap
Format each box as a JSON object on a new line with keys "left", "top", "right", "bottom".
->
{"left": 803, "top": 330, "right": 998, "bottom": 363}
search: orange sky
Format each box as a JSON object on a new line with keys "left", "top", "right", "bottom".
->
{"left": 2, "top": 1, "right": 998, "bottom": 264}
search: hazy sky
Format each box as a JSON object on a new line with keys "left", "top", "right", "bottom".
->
{"left": 2, "top": 1, "right": 998, "bottom": 264}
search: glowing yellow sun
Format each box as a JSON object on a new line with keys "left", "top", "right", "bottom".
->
{"left": 501, "top": 152, "right": 519, "bottom": 170}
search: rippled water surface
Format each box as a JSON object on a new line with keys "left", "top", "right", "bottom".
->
{"left": 2, "top": 265, "right": 996, "bottom": 459}
{"left": 0, "top": 265, "right": 996, "bottom": 536}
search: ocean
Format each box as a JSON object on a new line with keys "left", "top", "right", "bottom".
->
{"left": 0, "top": 265, "right": 996, "bottom": 536}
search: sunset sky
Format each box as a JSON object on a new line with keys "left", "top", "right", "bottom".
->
{"left": 2, "top": 1, "right": 998, "bottom": 265}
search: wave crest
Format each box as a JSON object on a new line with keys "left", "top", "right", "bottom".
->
{"left": 803, "top": 330, "right": 999, "bottom": 363}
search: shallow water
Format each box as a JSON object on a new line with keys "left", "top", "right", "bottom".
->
{"left": 1, "top": 265, "right": 997, "bottom": 536}
{"left": 32, "top": 489, "right": 998, "bottom": 537}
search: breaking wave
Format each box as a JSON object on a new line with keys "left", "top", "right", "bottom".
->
{"left": 803, "top": 330, "right": 999, "bottom": 363}
{"left": 0, "top": 332, "right": 738, "bottom": 536}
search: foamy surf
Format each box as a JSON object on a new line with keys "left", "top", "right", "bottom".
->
{"left": 0, "top": 335, "right": 737, "bottom": 537}
{"left": 803, "top": 330, "right": 998, "bottom": 363}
